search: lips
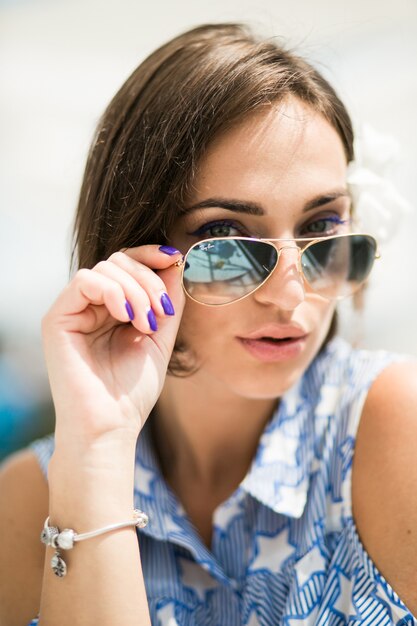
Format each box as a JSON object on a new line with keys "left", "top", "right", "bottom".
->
{"left": 239, "top": 324, "right": 308, "bottom": 342}
{"left": 257, "top": 337, "right": 298, "bottom": 342}
{"left": 237, "top": 324, "right": 309, "bottom": 362}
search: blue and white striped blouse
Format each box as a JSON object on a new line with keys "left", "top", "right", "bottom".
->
{"left": 28, "top": 337, "right": 416, "bottom": 625}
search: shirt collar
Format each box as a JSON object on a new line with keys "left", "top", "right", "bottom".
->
{"left": 240, "top": 376, "right": 313, "bottom": 518}
{"left": 134, "top": 421, "right": 178, "bottom": 542}
{"left": 133, "top": 423, "right": 231, "bottom": 583}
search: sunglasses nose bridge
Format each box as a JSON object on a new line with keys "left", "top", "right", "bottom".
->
{"left": 252, "top": 241, "right": 305, "bottom": 309}
{"left": 274, "top": 243, "right": 303, "bottom": 276}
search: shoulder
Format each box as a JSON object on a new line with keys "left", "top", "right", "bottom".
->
{"left": 352, "top": 359, "right": 417, "bottom": 615}
{"left": 0, "top": 449, "right": 48, "bottom": 626}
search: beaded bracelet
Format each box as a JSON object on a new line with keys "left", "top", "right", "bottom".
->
{"left": 40, "top": 509, "right": 148, "bottom": 577}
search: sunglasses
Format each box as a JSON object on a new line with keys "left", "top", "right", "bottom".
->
{"left": 175, "top": 233, "right": 379, "bottom": 306}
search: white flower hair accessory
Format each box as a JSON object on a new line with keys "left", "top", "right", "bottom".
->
{"left": 347, "top": 124, "right": 412, "bottom": 243}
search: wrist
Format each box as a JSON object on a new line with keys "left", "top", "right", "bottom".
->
{"left": 48, "top": 444, "right": 138, "bottom": 527}
{"left": 53, "top": 421, "right": 140, "bottom": 456}
{"left": 51, "top": 428, "right": 138, "bottom": 470}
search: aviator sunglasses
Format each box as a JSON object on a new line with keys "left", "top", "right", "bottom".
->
{"left": 174, "top": 233, "right": 379, "bottom": 306}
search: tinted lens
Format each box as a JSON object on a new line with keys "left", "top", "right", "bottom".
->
{"left": 301, "top": 234, "right": 376, "bottom": 298}
{"left": 183, "top": 239, "right": 278, "bottom": 305}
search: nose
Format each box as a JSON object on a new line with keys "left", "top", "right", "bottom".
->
{"left": 253, "top": 245, "right": 305, "bottom": 310}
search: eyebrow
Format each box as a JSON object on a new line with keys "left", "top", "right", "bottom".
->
{"left": 183, "top": 190, "right": 350, "bottom": 216}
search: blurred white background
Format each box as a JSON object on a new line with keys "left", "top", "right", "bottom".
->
{"left": 0, "top": 0, "right": 416, "bottom": 429}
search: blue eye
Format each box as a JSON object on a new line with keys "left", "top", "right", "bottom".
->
{"left": 301, "top": 216, "right": 350, "bottom": 237}
{"left": 189, "top": 220, "right": 245, "bottom": 238}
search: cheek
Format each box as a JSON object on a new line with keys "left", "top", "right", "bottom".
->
{"left": 316, "top": 299, "right": 334, "bottom": 319}
{"left": 310, "top": 299, "right": 338, "bottom": 346}
{"left": 176, "top": 301, "right": 231, "bottom": 352}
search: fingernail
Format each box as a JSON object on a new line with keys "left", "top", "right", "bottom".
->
{"left": 159, "top": 245, "right": 181, "bottom": 256}
{"left": 160, "top": 292, "right": 175, "bottom": 316}
{"left": 125, "top": 300, "right": 135, "bottom": 321}
{"left": 147, "top": 307, "right": 158, "bottom": 331}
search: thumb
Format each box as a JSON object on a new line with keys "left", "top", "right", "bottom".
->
{"left": 152, "top": 261, "right": 186, "bottom": 354}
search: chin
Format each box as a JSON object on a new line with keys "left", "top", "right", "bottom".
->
{"left": 223, "top": 367, "right": 304, "bottom": 400}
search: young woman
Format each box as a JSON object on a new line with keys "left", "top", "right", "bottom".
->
{"left": 0, "top": 23, "right": 416, "bottom": 626}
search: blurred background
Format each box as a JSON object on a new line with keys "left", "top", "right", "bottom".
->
{"left": 1, "top": 0, "right": 416, "bottom": 460}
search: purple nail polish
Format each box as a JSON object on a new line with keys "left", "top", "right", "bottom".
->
{"left": 159, "top": 245, "right": 181, "bottom": 256}
{"left": 147, "top": 307, "right": 158, "bottom": 331}
{"left": 160, "top": 293, "right": 175, "bottom": 316}
{"left": 125, "top": 300, "right": 135, "bottom": 321}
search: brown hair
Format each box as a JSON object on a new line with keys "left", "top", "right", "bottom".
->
{"left": 72, "top": 22, "right": 354, "bottom": 372}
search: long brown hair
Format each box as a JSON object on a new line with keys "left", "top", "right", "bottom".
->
{"left": 72, "top": 22, "right": 354, "bottom": 372}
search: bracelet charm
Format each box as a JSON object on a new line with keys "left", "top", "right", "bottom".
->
{"left": 51, "top": 551, "right": 67, "bottom": 577}
{"left": 40, "top": 524, "right": 59, "bottom": 546}
{"left": 57, "top": 529, "right": 76, "bottom": 550}
{"left": 40, "top": 508, "right": 148, "bottom": 577}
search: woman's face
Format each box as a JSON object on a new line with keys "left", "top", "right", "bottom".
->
{"left": 169, "top": 98, "right": 351, "bottom": 399}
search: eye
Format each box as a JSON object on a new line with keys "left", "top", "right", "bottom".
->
{"left": 188, "top": 219, "right": 248, "bottom": 239}
{"left": 299, "top": 215, "right": 350, "bottom": 237}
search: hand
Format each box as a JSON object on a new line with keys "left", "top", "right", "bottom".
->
{"left": 42, "top": 245, "right": 185, "bottom": 449}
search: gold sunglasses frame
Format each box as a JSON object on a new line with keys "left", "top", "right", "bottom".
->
{"left": 174, "top": 232, "right": 380, "bottom": 306}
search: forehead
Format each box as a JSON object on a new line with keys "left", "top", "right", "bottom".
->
{"left": 191, "top": 98, "right": 347, "bottom": 202}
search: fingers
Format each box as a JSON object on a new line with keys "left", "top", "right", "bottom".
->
{"left": 46, "top": 245, "right": 184, "bottom": 335}
{"left": 104, "top": 250, "right": 178, "bottom": 319}
{"left": 120, "top": 245, "right": 183, "bottom": 270}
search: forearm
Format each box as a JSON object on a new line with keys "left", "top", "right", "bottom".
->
{"left": 38, "top": 441, "right": 151, "bottom": 626}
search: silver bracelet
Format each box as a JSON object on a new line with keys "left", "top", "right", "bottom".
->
{"left": 40, "top": 509, "right": 148, "bottom": 577}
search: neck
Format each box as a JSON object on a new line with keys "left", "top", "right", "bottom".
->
{"left": 152, "top": 369, "right": 279, "bottom": 491}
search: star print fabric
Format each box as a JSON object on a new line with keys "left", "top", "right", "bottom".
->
{"left": 28, "top": 338, "right": 416, "bottom": 625}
